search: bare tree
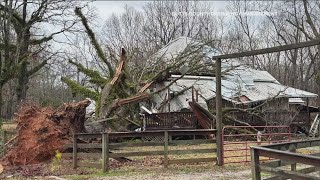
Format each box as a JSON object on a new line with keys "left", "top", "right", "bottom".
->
{"left": 0, "top": 0, "right": 85, "bottom": 118}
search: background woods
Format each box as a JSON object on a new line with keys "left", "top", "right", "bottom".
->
{"left": 1, "top": 0, "right": 320, "bottom": 121}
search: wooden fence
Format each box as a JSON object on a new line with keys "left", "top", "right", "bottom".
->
{"left": 63, "top": 129, "right": 216, "bottom": 172}
{"left": 251, "top": 139, "right": 320, "bottom": 180}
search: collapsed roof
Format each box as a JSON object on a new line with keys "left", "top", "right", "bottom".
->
{"left": 149, "top": 37, "right": 318, "bottom": 112}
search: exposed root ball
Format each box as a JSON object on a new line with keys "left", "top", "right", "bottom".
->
{"left": 1, "top": 100, "right": 90, "bottom": 167}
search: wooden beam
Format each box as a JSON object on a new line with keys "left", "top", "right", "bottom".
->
{"left": 164, "top": 131, "right": 168, "bottom": 168}
{"left": 72, "top": 134, "right": 77, "bottom": 169}
{"left": 215, "top": 58, "right": 223, "bottom": 166}
{"left": 259, "top": 139, "right": 320, "bottom": 150}
{"left": 255, "top": 146, "right": 320, "bottom": 167}
{"left": 212, "top": 39, "right": 320, "bottom": 60}
{"left": 251, "top": 148, "right": 261, "bottom": 180}
{"left": 168, "top": 157, "right": 216, "bottom": 165}
{"left": 102, "top": 133, "right": 109, "bottom": 172}
{"left": 260, "top": 165, "right": 319, "bottom": 180}
{"left": 264, "top": 166, "right": 319, "bottom": 180}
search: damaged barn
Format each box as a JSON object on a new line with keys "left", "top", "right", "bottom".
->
{"left": 139, "top": 37, "right": 319, "bottom": 134}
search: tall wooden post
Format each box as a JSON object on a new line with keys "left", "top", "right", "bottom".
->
{"left": 195, "top": 90, "right": 199, "bottom": 102}
{"left": 215, "top": 58, "right": 223, "bottom": 166}
{"left": 2, "top": 131, "right": 7, "bottom": 156}
{"left": 167, "top": 88, "right": 171, "bottom": 112}
{"left": 102, "top": 133, "right": 109, "bottom": 172}
{"left": 72, "top": 134, "right": 77, "bottom": 169}
{"left": 290, "top": 145, "right": 297, "bottom": 172}
{"left": 192, "top": 86, "right": 195, "bottom": 103}
{"left": 318, "top": 118, "right": 320, "bottom": 137}
{"left": 164, "top": 131, "right": 169, "bottom": 168}
{"left": 251, "top": 148, "right": 261, "bottom": 180}
{"left": 307, "top": 98, "right": 310, "bottom": 126}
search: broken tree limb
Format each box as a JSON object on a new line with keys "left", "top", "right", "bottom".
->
{"left": 104, "top": 69, "right": 194, "bottom": 119}
{"left": 99, "top": 48, "right": 127, "bottom": 118}
{"left": 110, "top": 50, "right": 126, "bottom": 85}
{"left": 85, "top": 117, "right": 117, "bottom": 125}
{"left": 111, "top": 93, "right": 150, "bottom": 108}
{"left": 74, "top": 7, "right": 114, "bottom": 77}
{"left": 115, "top": 113, "right": 141, "bottom": 127}
{"left": 159, "top": 86, "right": 193, "bottom": 109}
{"left": 139, "top": 81, "right": 154, "bottom": 93}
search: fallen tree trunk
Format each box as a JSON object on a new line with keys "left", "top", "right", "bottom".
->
{"left": 1, "top": 100, "right": 91, "bottom": 167}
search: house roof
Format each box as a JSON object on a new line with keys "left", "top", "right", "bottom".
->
{"left": 149, "top": 37, "right": 318, "bottom": 112}
{"left": 151, "top": 36, "right": 220, "bottom": 67}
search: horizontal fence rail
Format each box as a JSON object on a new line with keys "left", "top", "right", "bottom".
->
{"left": 251, "top": 139, "right": 320, "bottom": 180}
{"left": 65, "top": 129, "right": 217, "bottom": 172}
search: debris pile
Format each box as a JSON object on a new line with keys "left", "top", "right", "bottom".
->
{"left": 1, "top": 100, "right": 90, "bottom": 167}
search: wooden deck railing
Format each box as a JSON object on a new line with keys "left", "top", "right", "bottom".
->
{"left": 63, "top": 129, "right": 216, "bottom": 172}
{"left": 251, "top": 139, "right": 320, "bottom": 180}
{"left": 144, "top": 112, "right": 197, "bottom": 130}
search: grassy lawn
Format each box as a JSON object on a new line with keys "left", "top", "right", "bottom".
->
{"left": 62, "top": 142, "right": 252, "bottom": 180}
{"left": 63, "top": 162, "right": 252, "bottom": 180}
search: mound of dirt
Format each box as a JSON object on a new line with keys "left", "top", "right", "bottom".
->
{"left": 1, "top": 100, "right": 91, "bottom": 167}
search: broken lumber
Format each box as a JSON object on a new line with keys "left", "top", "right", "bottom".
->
{"left": 189, "top": 102, "right": 215, "bottom": 129}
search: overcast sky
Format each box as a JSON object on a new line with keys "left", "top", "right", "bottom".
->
{"left": 51, "top": 1, "right": 230, "bottom": 46}
{"left": 93, "top": 1, "right": 147, "bottom": 19}
{"left": 91, "top": 1, "right": 229, "bottom": 21}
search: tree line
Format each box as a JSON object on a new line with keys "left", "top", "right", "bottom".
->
{"left": 0, "top": 0, "right": 320, "bottom": 120}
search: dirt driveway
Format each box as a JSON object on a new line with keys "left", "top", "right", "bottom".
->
{"left": 90, "top": 164, "right": 252, "bottom": 180}
{"left": 93, "top": 170, "right": 251, "bottom": 180}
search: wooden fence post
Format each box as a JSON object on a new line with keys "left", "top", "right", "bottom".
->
{"left": 2, "top": 131, "right": 7, "bottom": 155}
{"left": 251, "top": 148, "right": 261, "bottom": 180}
{"left": 164, "top": 131, "right": 168, "bottom": 168}
{"left": 73, "top": 134, "right": 77, "bottom": 169}
{"left": 3, "top": 131, "right": 7, "bottom": 144}
{"left": 318, "top": 121, "right": 320, "bottom": 137}
{"left": 290, "top": 145, "right": 297, "bottom": 172}
{"left": 1, "top": 131, "right": 5, "bottom": 156}
{"left": 215, "top": 58, "right": 223, "bottom": 166}
{"left": 212, "top": 129, "right": 216, "bottom": 165}
{"left": 102, "top": 133, "right": 109, "bottom": 172}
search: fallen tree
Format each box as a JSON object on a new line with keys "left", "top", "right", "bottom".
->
{"left": 61, "top": 7, "right": 212, "bottom": 131}
{"left": 1, "top": 100, "right": 90, "bottom": 167}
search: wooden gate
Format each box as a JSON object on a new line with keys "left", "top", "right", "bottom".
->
{"left": 222, "top": 126, "right": 291, "bottom": 164}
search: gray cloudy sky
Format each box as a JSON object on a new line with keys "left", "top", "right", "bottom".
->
{"left": 92, "top": 1, "right": 229, "bottom": 20}
{"left": 93, "top": 1, "right": 147, "bottom": 19}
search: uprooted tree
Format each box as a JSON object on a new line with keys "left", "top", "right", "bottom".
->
{"left": 0, "top": 6, "right": 215, "bottom": 168}
{"left": 61, "top": 7, "right": 271, "bottom": 132}
{"left": 61, "top": 7, "right": 212, "bottom": 131}
{"left": 1, "top": 100, "right": 91, "bottom": 166}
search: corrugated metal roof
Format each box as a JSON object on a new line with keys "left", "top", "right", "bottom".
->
{"left": 152, "top": 36, "right": 220, "bottom": 62}
{"left": 151, "top": 74, "right": 317, "bottom": 111}
{"left": 149, "top": 37, "right": 318, "bottom": 112}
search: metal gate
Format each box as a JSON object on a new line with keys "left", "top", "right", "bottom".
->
{"left": 222, "top": 125, "right": 291, "bottom": 164}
